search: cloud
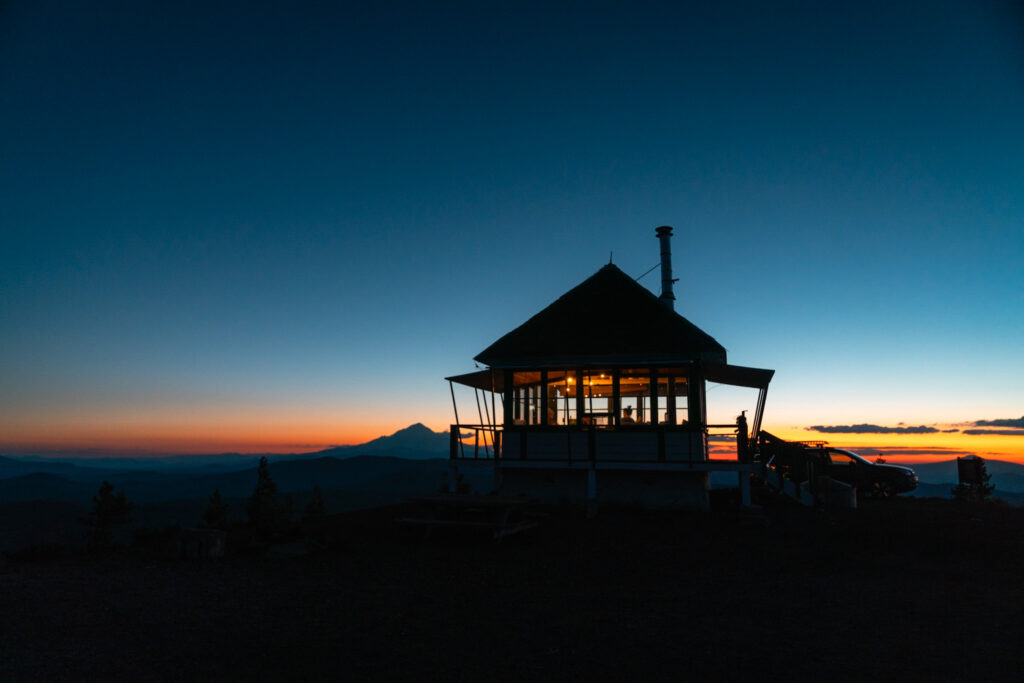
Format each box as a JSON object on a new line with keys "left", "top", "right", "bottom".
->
{"left": 973, "top": 416, "right": 1024, "bottom": 429}
{"left": 867, "top": 447, "right": 975, "bottom": 457}
{"left": 942, "top": 429, "right": 960, "bottom": 433}
{"left": 806, "top": 424, "right": 939, "bottom": 435}
{"left": 836, "top": 446, "right": 978, "bottom": 462}
{"left": 962, "top": 429, "right": 1024, "bottom": 436}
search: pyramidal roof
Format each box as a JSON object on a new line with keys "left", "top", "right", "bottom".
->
{"left": 475, "top": 264, "right": 726, "bottom": 368}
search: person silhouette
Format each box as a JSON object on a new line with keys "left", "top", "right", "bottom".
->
{"left": 736, "top": 410, "right": 749, "bottom": 461}
{"left": 621, "top": 406, "right": 635, "bottom": 424}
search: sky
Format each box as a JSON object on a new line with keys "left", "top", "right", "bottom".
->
{"left": 2, "top": 1, "right": 1022, "bottom": 461}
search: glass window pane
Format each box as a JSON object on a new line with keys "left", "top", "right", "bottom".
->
{"left": 655, "top": 376, "right": 669, "bottom": 424}
{"left": 545, "top": 371, "right": 576, "bottom": 425}
{"left": 674, "top": 378, "right": 689, "bottom": 425}
{"left": 513, "top": 372, "right": 542, "bottom": 425}
{"left": 658, "top": 367, "right": 689, "bottom": 426}
{"left": 582, "top": 369, "right": 613, "bottom": 428}
{"left": 620, "top": 368, "right": 651, "bottom": 424}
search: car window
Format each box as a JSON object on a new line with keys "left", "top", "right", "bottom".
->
{"left": 829, "top": 451, "right": 856, "bottom": 465}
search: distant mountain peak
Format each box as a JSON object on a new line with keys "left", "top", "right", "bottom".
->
{"left": 392, "top": 422, "right": 435, "bottom": 436}
{"left": 312, "top": 422, "right": 449, "bottom": 459}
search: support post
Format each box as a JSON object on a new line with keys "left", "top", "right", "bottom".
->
{"left": 586, "top": 465, "right": 597, "bottom": 518}
{"left": 739, "top": 471, "right": 751, "bottom": 507}
{"left": 540, "top": 370, "right": 549, "bottom": 425}
{"left": 575, "top": 368, "right": 584, "bottom": 425}
{"left": 449, "top": 381, "right": 465, "bottom": 459}
{"left": 650, "top": 368, "right": 659, "bottom": 425}
{"left": 474, "top": 388, "right": 488, "bottom": 457}
{"left": 752, "top": 386, "right": 769, "bottom": 441}
{"left": 612, "top": 368, "right": 621, "bottom": 428}
{"left": 481, "top": 388, "right": 494, "bottom": 457}
{"left": 503, "top": 370, "right": 514, "bottom": 427}
{"left": 667, "top": 376, "right": 676, "bottom": 425}
{"left": 491, "top": 371, "right": 498, "bottom": 454}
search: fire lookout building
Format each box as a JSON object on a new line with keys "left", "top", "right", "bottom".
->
{"left": 446, "top": 227, "right": 773, "bottom": 510}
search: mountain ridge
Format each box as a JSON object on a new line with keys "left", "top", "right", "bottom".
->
{"left": 0, "top": 423, "right": 454, "bottom": 472}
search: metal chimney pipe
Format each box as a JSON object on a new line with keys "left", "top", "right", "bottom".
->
{"left": 656, "top": 225, "right": 676, "bottom": 309}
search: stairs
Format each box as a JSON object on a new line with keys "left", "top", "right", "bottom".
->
{"left": 762, "top": 467, "right": 815, "bottom": 507}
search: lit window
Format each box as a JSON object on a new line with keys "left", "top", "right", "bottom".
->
{"left": 545, "top": 371, "right": 577, "bottom": 425}
{"left": 620, "top": 369, "right": 652, "bottom": 424}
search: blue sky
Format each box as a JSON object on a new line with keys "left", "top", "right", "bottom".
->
{"left": 1, "top": 1, "right": 1022, "bottom": 454}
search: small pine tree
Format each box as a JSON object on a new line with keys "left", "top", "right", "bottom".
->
{"left": 203, "top": 488, "right": 230, "bottom": 529}
{"left": 304, "top": 485, "right": 327, "bottom": 520}
{"left": 84, "top": 480, "right": 132, "bottom": 549}
{"left": 247, "top": 456, "right": 283, "bottom": 538}
{"left": 952, "top": 457, "right": 995, "bottom": 502}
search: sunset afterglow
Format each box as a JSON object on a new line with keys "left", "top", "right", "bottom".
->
{"left": 2, "top": 3, "right": 1020, "bottom": 463}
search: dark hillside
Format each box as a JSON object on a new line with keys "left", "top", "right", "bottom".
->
{"left": 0, "top": 456, "right": 449, "bottom": 504}
{"left": 2, "top": 497, "right": 1023, "bottom": 681}
{"left": 0, "top": 457, "right": 457, "bottom": 553}
{"left": 0, "top": 473, "right": 93, "bottom": 502}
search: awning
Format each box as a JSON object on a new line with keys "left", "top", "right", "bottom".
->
{"left": 704, "top": 363, "right": 774, "bottom": 389}
{"left": 446, "top": 369, "right": 504, "bottom": 392}
{"left": 448, "top": 364, "right": 771, "bottom": 391}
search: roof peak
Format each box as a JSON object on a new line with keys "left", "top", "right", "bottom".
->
{"left": 475, "top": 262, "right": 726, "bottom": 367}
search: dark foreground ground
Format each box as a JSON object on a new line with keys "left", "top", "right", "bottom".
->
{"left": 3, "top": 496, "right": 1024, "bottom": 682}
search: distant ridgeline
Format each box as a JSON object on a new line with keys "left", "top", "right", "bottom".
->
{"left": 0, "top": 424, "right": 467, "bottom": 506}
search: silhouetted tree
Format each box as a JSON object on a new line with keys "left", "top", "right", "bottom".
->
{"left": 952, "top": 458, "right": 995, "bottom": 502}
{"left": 83, "top": 480, "right": 132, "bottom": 549}
{"left": 203, "top": 488, "right": 230, "bottom": 529}
{"left": 247, "top": 456, "right": 283, "bottom": 538}
{"left": 304, "top": 485, "right": 327, "bottom": 520}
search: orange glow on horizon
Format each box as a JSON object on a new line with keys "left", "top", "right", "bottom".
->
{"left": 0, "top": 418, "right": 453, "bottom": 455}
{"left": 764, "top": 426, "right": 1024, "bottom": 464}
{"left": 0, "top": 398, "right": 458, "bottom": 455}
{"left": 2, "top": 410, "right": 1021, "bottom": 462}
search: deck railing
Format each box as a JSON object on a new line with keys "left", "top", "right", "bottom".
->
{"left": 451, "top": 424, "right": 501, "bottom": 460}
{"left": 451, "top": 423, "right": 748, "bottom": 463}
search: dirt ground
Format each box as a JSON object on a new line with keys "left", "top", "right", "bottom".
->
{"left": 3, "top": 496, "right": 1023, "bottom": 682}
